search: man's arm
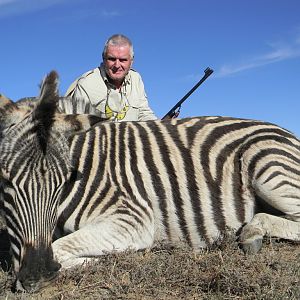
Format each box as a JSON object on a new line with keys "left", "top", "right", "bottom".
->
{"left": 138, "top": 96, "right": 157, "bottom": 121}
{"left": 134, "top": 73, "right": 157, "bottom": 121}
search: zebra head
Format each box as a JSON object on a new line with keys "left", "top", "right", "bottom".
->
{"left": 0, "top": 71, "right": 103, "bottom": 292}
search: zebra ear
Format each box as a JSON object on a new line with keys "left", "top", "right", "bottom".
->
{"left": 39, "top": 71, "right": 59, "bottom": 102}
{"left": 0, "top": 94, "right": 15, "bottom": 115}
{"left": 0, "top": 94, "right": 13, "bottom": 106}
{"left": 33, "top": 70, "right": 59, "bottom": 124}
{"left": 0, "top": 94, "right": 18, "bottom": 132}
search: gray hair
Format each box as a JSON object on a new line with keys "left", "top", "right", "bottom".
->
{"left": 102, "top": 34, "right": 134, "bottom": 60}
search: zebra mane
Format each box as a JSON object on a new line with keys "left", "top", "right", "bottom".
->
{"left": 58, "top": 96, "right": 103, "bottom": 116}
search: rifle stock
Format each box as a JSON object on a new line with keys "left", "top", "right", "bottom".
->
{"left": 162, "top": 67, "right": 213, "bottom": 120}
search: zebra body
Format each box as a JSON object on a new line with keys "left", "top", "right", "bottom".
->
{"left": 52, "top": 116, "right": 300, "bottom": 266}
{"left": 0, "top": 71, "right": 299, "bottom": 292}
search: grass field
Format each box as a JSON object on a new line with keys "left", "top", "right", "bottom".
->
{"left": 1, "top": 230, "right": 299, "bottom": 300}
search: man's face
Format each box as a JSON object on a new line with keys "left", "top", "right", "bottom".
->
{"left": 104, "top": 44, "right": 132, "bottom": 86}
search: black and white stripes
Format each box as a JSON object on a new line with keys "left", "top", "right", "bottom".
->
{"left": 55, "top": 116, "right": 300, "bottom": 251}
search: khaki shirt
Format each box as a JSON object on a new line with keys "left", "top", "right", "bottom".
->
{"left": 65, "top": 65, "right": 157, "bottom": 121}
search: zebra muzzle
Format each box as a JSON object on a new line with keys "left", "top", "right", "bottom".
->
{"left": 14, "top": 244, "right": 61, "bottom": 293}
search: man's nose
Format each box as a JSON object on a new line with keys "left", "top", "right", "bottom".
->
{"left": 114, "top": 59, "right": 121, "bottom": 67}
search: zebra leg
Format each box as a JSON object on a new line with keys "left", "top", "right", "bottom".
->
{"left": 239, "top": 213, "right": 300, "bottom": 253}
{"left": 0, "top": 190, "right": 6, "bottom": 230}
{"left": 0, "top": 213, "right": 6, "bottom": 230}
{"left": 52, "top": 218, "right": 155, "bottom": 269}
{"left": 239, "top": 166, "right": 300, "bottom": 253}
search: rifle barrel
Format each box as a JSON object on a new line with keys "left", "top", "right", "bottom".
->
{"left": 162, "top": 67, "right": 213, "bottom": 120}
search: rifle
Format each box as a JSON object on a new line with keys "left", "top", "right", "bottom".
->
{"left": 162, "top": 67, "right": 213, "bottom": 120}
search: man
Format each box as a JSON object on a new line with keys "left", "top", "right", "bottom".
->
{"left": 65, "top": 34, "right": 157, "bottom": 121}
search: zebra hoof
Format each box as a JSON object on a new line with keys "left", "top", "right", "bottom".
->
{"left": 239, "top": 224, "right": 263, "bottom": 254}
{"left": 240, "top": 237, "right": 263, "bottom": 254}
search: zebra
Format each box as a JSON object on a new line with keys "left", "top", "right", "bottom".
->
{"left": 0, "top": 71, "right": 299, "bottom": 292}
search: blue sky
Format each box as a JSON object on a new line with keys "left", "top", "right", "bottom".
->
{"left": 1, "top": 0, "right": 300, "bottom": 136}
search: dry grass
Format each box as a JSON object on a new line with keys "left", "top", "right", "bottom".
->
{"left": 0, "top": 232, "right": 299, "bottom": 300}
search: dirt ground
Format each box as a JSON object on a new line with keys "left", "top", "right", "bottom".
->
{"left": 0, "top": 230, "right": 299, "bottom": 300}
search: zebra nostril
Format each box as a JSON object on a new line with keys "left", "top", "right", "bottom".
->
{"left": 49, "top": 260, "right": 61, "bottom": 273}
